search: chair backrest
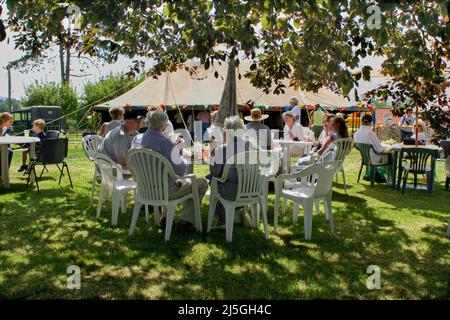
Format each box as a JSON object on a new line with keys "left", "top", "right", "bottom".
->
{"left": 311, "top": 161, "right": 342, "bottom": 198}
{"left": 127, "top": 148, "right": 175, "bottom": 206}
{"left": 400, "top": 148, "right": 435, "bottom": 173}
{"left": 95, "top": 153, "right": 123, "bottom": 191}
{"left": 222, "top": 151, "right": 265, "bottom": 202}
{"left": 318, "top": 147, "right": 335, "bottom": 163}
{"left": 46, "top": 130, "right": 61, "bottom": 139}
{"left": 440, "top": 140, "right": 450, "bottom": 159}
{"left": 354, "top": 143, "right": 372, "bottom": 165}
{"left": 259, "top": 150, "right": 281, "bottom": 177}
{"left": 36, "top": 138, "right": 68, "bottom": 164}
{"left": 82, "top": 135, "right": 102, "bottom": 162}
{"left": 331, "top": 138, "right": 354, "bottom": 161}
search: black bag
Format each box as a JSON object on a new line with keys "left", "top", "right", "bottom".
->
{"left": 403, "top": 137, "right": 415, "bottom": 145}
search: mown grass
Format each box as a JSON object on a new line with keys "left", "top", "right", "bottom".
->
{"left": 0, "top": 134, "right": 449, "bottom": 299}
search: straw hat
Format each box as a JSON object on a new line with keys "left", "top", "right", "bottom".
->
{"left": 244, "top": 108, "right": 269, "bottom": 122}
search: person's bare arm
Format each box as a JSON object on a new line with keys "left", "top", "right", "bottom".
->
{"left": 315, "top": 136, "right": 333, "bottom": 156}
{"left": 98, "top": 123, "right": 107, "bottom": 137}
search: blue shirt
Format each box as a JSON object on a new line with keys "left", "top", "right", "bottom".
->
{"left": 134, "top": 129, "right": 188, "bottom": 184}
{"left": 100, "top": 124, "right": 137, "bottom": 161}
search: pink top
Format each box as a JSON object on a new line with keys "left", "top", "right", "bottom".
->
{"left": 196, "top": 111, "right": 210, "bottom": 123}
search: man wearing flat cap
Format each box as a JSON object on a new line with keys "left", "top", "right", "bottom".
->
{"left": 100, "top": 109, "right": 144, "bottom": 167}
{"left": 244, "top": 108, "right": 273, "bottom": 150}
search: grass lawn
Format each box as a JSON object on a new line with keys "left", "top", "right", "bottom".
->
{"left": 0, "top": 134, "right": 449, "bottom": 299}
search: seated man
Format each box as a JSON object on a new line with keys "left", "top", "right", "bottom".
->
{"left": 147, "top": 105, "right": 175, "bottom": 139}
{"left": 209, "top": 116, "right": 254, "bottom": 229}
{"left": 100, "top": 110, "right": 143, "bottom": 167}
{"left": 134, "top": 109, "right": 208, "bottom": 231}
{"left": 98, "top": 106, "right": 124, "bottom": 138}
{"left": 18, "top": 119, "right": 48, "bottom": 172}
{"left": 244, "top": 108, "right": 272, "bottom": 150}
{"left": 354, "top": 114, "right": 389, "bottom": 165}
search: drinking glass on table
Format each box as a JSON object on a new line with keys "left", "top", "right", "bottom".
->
{"left": 24, "top": 130, "right": 30, "bottom": 137}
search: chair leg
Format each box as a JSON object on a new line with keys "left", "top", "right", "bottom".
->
{"left": 357, "top": 162, "right": 363, "bottom": 183}
{"left": 121, "top": 193, "right": 127, "bottom": 214}
{"left": 96, "top": 187, "right": 104, "bottom": 218}
{"left": 282, "top": 197, "right": 287, "bottom": 215}
{"left": 153, "top": 206, "right": 160, "bottom": 226}
{"left": 371, "top": 165, "right": 376, "bottom": 187}
{"left": 260, "top": 198, "right": 269, "bottom": 240}
{"left": 33, "top": 166, "right": 40, "bottom": 192}
{"left": 314, "top": 200, "right": 321, "bottom": 216}
{"left": 128, "top": 202, "right": 142, "bottom": 235}
{"left": 225, "top": 202, "right": 236, "bottom": 243}
{"left": 39, "top": 166, "right": 45, "bottom": 179}
{"left": 207, "top": 194, "right": 217, "bottom": 232}
{"left": 251, "top": 203, "right": 259, "bottom": 229}
{"left": 144, "top": 205, "right": 149, "bottom": 223}
{"left": 192, "top": 190, "right": 203, "bottom": 232}
{"left": 90, "top": 172, "right": 97, "bottom": 207}
{"left": 446, "top": 217, "right": 450, "bottom": 237}
{"left": 341, "top": 168, "right": 347, "bottom": 194}
{"left": 64, "top": 163, "right": 73, "bottom": 188}
{"left": 303, "top": 200, "right": 313, "bottom": 240}
{"left": 292, "top": 202, "right": 299, "bottom": 223}
{"left": 426, "top": 171, "right": 432, "bottom": 195}
{"left": 164, "top": 203, "right": 177, "bottom": 242}
{"left": 401, "top": 170, "right": 408, "bottom": 194}
{"left": 324, "top": 196, "right": 334, "bottom": 233}
{"left": 111, "top": 190, "right": 121, "bottom": 225}
{"left": 413, "top": 174, "right": 418, "bottom": 189}
{"left": 445, "top": 177, "right": 449, "bottom": 192}
{"left": 274, "top": 194, "right": 280, "bottom": 230}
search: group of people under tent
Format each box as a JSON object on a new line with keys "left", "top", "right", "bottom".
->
{"left": 0, "top": 112, "right": 49, "bottom": 176}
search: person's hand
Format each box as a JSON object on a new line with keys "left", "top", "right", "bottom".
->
{"left": 312, "top": 152, "right": 319, "bottom": 157}
{"left": 175, "top": 136, "right": 185, "bottom": 151}
{"left": 288, "top": 131, "right": 294, "bottom": 139}
{"left": 116, "top": 157, "right": 127, "bottom": 166}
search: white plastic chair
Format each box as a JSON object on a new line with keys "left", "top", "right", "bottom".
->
{"left": 330, "top": 138, "right": 353, "bottom": 194}
{"left": 95, "top": 153, "right": 137, "bottom": 225}
{"left": 207, "top": 151, "right": 269, "bottom": 242}
{"left": 82, "top": 134, "right": 103, "bottom": 207}
{"left": 127, "top": 148, "right": 202, "bottom": 241}
{"left": 275, "top": 161, "right": 342, "bottom": 240}
{"left": 282, "top": 147, "right": 335, "bottom": 216}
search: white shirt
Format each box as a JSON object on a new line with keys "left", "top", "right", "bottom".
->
{"left": 411, "top": 132, "right": 426, "bottom": 142}
{"left": 354, "top": 125, "right": 383, "bottom": 154}
{"left": 291, "top": 106, "right": 301, "bottom": 123}
{"left": 283, "top": 122, "right": 305, "bottom": 141}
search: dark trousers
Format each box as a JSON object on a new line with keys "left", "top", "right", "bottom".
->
{"left": 0, "top": 148, "right": 13, "bottom": 176}
{"left": 401, "top": 130, "right": 413, "bottom": 141}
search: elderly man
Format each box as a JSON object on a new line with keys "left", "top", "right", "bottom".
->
{"left": 244, "top": 108, "right": 272, "bottom": 150}
{"left": 147, "top": 105, "right": 175, "bottom": 139}
{"left": 209, "top": 116, "right": 254, "bottom": 229}
{"left": 100, "top": 110, "right": 143, "bottom": 167}
{"left": 135, "top": 109, "right": 208, "bottom": 231}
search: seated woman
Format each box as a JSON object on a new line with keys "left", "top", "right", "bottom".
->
{"left": 312, "top": 114, "right": 335, "bottom": 152}
{"left": 18, "top": 119, "right": 48, "bottom": 172}
{"left": 411, "top": 119, "right": 427, "bottom": 144}
{"left": 295, "top": 116, "right": 349, "bottom": 169}
{"left": 0, "top": 112, "right": 14, "bottom": 176}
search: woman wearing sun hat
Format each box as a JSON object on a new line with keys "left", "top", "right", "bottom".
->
{"left": 244, "top": 108, "right": 273, "bottom": 150}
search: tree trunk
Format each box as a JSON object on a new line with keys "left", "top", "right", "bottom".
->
{"left": 59, "top": 43, "right": 66, "bottom": 84}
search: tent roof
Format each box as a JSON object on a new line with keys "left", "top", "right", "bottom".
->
{"left": 97, "top": 62, "right": 383, "bottom": 109}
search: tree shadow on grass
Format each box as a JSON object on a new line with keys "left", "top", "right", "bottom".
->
{"left": 0, "top": 183, "right": 449, "bottom": 299}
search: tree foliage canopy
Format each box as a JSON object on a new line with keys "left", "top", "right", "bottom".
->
{"left": 5, "top": 0, "right": 450, "bottom": 103}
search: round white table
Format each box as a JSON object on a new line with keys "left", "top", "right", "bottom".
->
{"left": 273, "top": 139, "right": 314, "bottom": 173}
{"left": 0, "top": 136, "right": 40, "bottom": 189}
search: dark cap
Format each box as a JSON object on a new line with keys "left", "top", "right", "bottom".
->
{"left": 123, "top": 110, "right": 145, "bottom": 121}
{"left": 362, "top": 114, "right": 372, "bottom": 124}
